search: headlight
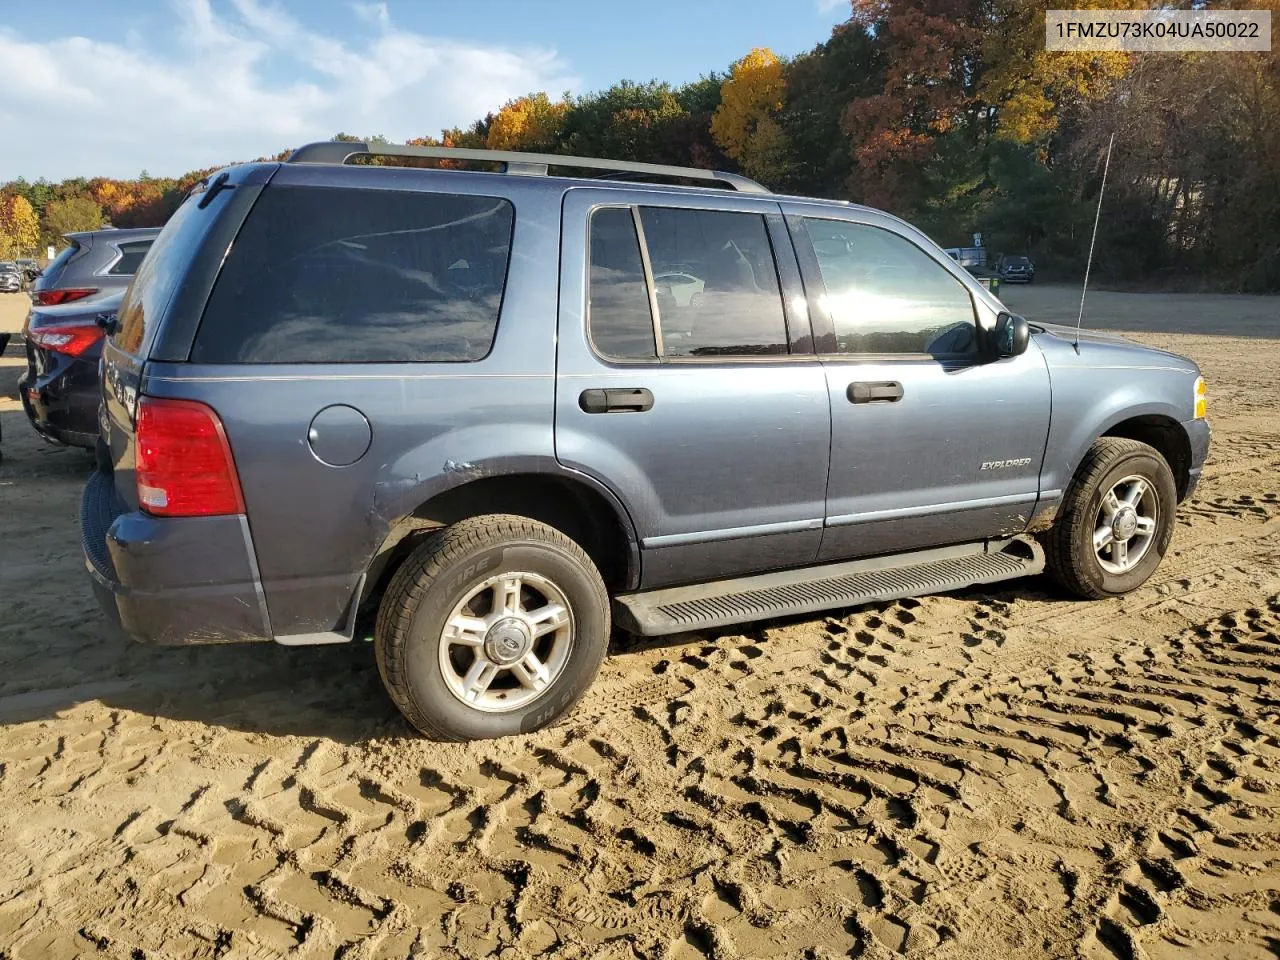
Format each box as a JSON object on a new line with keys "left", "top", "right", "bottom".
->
{"left": 1194, "top": 376, "right": 1207, "bottom": 419}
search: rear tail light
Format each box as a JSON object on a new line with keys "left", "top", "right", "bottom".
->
{"left": 27, "top": 323, "right": 105, "bottom": 357}
{"left": 35, "top": 288, "right": 98, "bottom": 305}
{"left": 135, "top": 397, "right": 245, "bottom": 517}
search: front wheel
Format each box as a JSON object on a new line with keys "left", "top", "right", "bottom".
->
{"left": 375, "top": 515, "right": 610, "bottom": 741}
{"left": 1042, "top": 437, "right": 1178, "bottom": 599}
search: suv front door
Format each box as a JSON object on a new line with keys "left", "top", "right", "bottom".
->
{"left": 556, "top": 188, "right": 831, "bottom": 590}
{"left": 783, "top": 206, "right": 1052, "bottom": 561}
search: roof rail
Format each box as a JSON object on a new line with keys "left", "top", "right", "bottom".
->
{"left": 286, "top": 140, "right": 769, "bottom": 194}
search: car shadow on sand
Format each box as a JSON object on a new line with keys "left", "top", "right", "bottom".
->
{"left": 0, "top": 574, "right": 1077, "bottom": 746}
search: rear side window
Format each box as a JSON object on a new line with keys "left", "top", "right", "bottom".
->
{"left": 588, "top": 207, "right": 656, "bottom": 360}
{"left": 107, "top": 240, "right": 153, "bottom": 276}
{"left": 192, "top": 186, "right": 515, "bottom": 364}
{"left": 585, "top": 205, "right": 788, "bottom": 361}
{"left": 114, "top": 199, "right": 208, "bottom": 354}
{"left": 640, "top": 208, "right": 787, "bottom": 357}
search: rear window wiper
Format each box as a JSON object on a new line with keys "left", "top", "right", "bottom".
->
{"left": 196, "top": 171, "right": 236, "bottom": 210}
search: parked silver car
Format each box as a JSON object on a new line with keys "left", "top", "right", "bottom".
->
{"left": 0, "top": 263, "right": 22, "bottom": 293}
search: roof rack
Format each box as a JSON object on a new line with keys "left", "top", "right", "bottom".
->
{"left": 286, "top": 140, "right": 769, "bottom": 194}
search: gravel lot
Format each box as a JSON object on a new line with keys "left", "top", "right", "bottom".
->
{"left": 1, "top": 285, "right": 1278, "bottom": 959}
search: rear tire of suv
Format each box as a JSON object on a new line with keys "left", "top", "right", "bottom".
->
{"left": 1043, "top": 437, "right": 1177, "bottom": 599}
{"left": 374, "top": 514, "right": 610, "bottom": 741}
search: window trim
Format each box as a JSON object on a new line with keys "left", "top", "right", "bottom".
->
{"left": 630, "top": 206, "right": 665, "bottom": 357}
{"left": 584, "top": 202, "right": 801, "bottom": 367}
{"left": 790, "top": 215, "right": 984, "bottom": 363}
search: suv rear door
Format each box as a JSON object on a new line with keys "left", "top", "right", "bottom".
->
{"left": 782, "top": 203, "right": 1052, "bottom": 560}
{"left": 555, "top": 187, "right": 831, "bottom": 590}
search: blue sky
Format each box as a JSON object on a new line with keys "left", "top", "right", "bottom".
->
{"left": 0, "top": 0, "right": 852, "bottom": 181}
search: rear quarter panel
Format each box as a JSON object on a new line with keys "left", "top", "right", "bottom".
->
{"left": 142, "top": 166, "right": 572, "bottom": 636}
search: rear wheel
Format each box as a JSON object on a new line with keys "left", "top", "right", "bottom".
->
{"left": 1043, "top": 437, "right": 1177, "bottom": 598}
{"left": 375, "top": 515, "right": 610, "bottom": 741}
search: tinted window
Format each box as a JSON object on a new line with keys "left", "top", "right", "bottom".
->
{"left": 114, "top": 198, "right": 207, "bottom": 354}
{"left": 588, "top": 207, "right": 656, "bottom": 360}
{"left": 193, "top": 186, "right": 514, "bottom": 364}
{"left": 107, "top": 240, "right": 153, "bottom": 276}
{"left": 804, "top": 219, "right": 977, "bottom": 356}
{"left": 639, "top": 207, "right": 787, "bottom": 357}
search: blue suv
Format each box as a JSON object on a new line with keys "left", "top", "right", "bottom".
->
{"left": 81, "top": 141, "right": 1210, "bottom": 740}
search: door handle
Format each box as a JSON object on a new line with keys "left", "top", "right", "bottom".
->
{"left": 847, "top": 381, "right": 904, "bottom": 404}
{"left": 579, "top": 388, "right": 654, "bottom": 414}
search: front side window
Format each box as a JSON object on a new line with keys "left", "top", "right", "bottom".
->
{"left": 804, "top": 219, "right": 978, "bottom": 357}
{"left": 193, "top": 185, "right": 514, "bottom": 364}
{"left": 107, "top": 240, "right": 154, "bottom": 276}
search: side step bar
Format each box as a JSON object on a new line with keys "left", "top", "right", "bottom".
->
{"left": 614, "top": 537, "right": 1043, "bottom": 636}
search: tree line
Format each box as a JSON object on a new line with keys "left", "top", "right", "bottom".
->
{"left": 2, "top": 0, "right": 1277, "bottom": 291}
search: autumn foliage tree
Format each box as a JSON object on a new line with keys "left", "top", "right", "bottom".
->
{"left": 3, "top": 2, "right": 1276, "bottom": 289}
{"left": 486, "top": 93, "right": 569, "bottom": 152}
{"left": 41, "top": 196, "right": 105, "bottom": 245}
{"left": 711, "top": 48, "right": 789, "bottom": 184}
{"left": 840, "top": 1, "right": 983, "bottom": 210}
{"left": 0, "top": 194, "right": 40, "bottom": 257}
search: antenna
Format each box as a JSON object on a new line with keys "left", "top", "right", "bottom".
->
{"left": 1075, "top": 132, "right": 1115, "bottom": 353}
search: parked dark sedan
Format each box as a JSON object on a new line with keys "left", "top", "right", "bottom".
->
{"left": 19, "top": 292, "right": 121, "bottom": 448}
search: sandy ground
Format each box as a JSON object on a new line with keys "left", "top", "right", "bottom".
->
{"left": 0, "top": 285, "right": 1278, "bottom": 959}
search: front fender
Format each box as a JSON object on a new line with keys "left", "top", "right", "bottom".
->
{"left": 1037, "top": 334, "right": 1200, "bottom": 497}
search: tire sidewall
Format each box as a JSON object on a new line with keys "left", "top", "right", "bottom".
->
{"left": 399, "top": 539, "right": 608, "bottom": 740}
{"left": 1073, "top": 450, "right": 1176, "bottom": 597}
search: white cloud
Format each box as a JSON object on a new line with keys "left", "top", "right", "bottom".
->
{"left": 0, "top": 0, "right": 579, "bottom": 181}
{"left": 352, "top": 2, "right": 391, "bottom": 29}
{"left": 816, "top": 0, "right": 849, "bottom": 12}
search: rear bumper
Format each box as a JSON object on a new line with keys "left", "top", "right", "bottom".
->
{"left": 1182, "top": 416, "right": 1211, "bottom": 502}
{"left": 81, "top": 469, "right": 273, "bottom": 645}
{"left": 19, "top": 355, "right": 100, "bottom": 449}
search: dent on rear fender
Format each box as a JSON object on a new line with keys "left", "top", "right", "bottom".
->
{"left": 367, "top": 422, "right": 552, "bottom": 525}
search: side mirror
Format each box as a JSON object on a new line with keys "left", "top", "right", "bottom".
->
{"left": 992, "top": 312, "right": 1030, "bottom": 358}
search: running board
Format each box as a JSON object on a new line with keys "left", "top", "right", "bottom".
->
{"left": 614, "top": 537, "right": 1043, "bottom": 636}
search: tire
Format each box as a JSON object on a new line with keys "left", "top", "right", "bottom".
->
{"left": 374, "top": 514, "right": 610, "bottom": 741}
{"left": 1042, "top": 437, "right": 1177, "bottom": 599}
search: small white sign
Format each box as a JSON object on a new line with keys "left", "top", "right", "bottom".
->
{"left": 972, "top": 233, "right": 983, "bottom": 247}
{"left": 47, "top": 245, "right": 55, "bottom": 260}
